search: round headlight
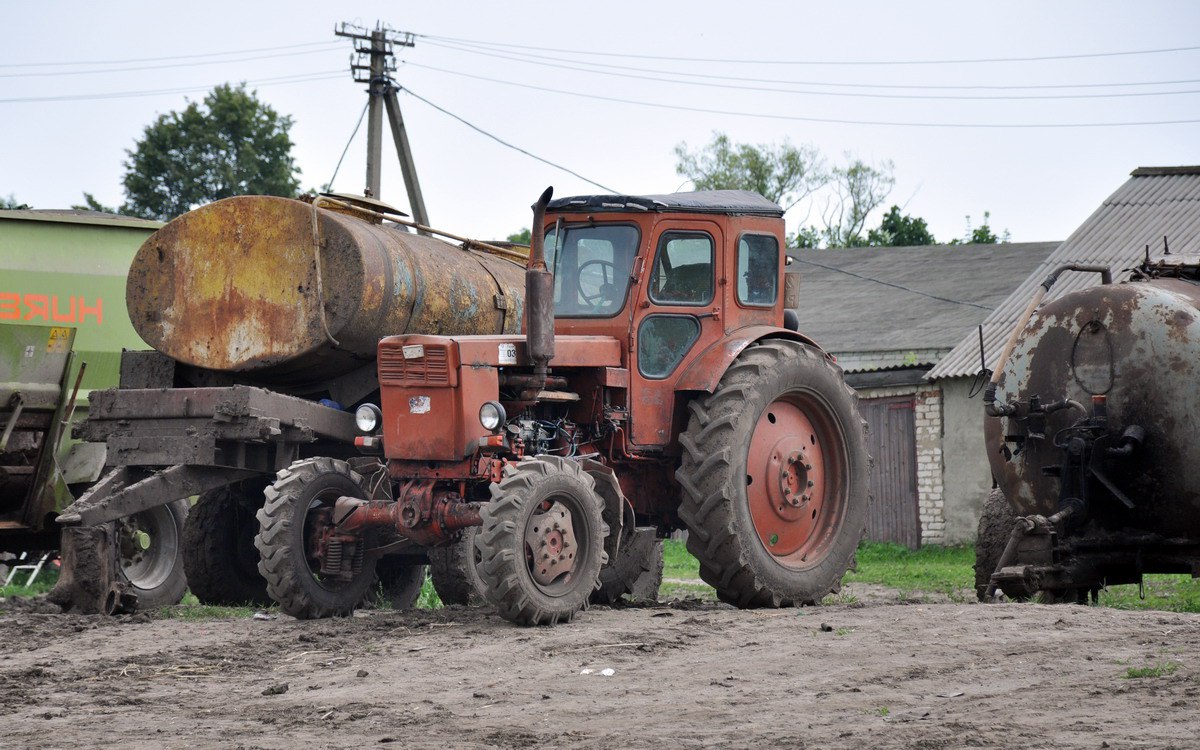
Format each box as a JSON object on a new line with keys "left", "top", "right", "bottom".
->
{"left": 355, "top": 404, "right": 382, "bottom": 433}
{"left": 479, "top": 401, "right": 506, "bottom": 432}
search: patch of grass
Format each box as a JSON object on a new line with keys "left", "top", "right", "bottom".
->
{"left": 156, "top": 593, "right": 262, "bottom": 619}
{"left": 875, "top": 706, "right": 890, "bottom": 717}
{"left": 1098, "top": 576, "right": 1200, "bottom": 614}
{"left": 662, "top": 539, "right": 700, "bottom": 580}
{"left": 415, "top": 574, "right": 442, "bottom": 609}
{"left": 1124, "top": 662, "right": 1180, "bottom": 679}
{"left": 844, "top": 542, "right": 974, "bottom": 599}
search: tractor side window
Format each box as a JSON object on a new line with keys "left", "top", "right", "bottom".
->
{"left": 637, "top": 315, "right": 701, "bottom": 379}
{"left": 737, "top": 234, "right": 779, "bottom": 306}
{"left": 649, "top": 232, "right": 714, "bottom": 306}
{"left": 546, "top": 223, "right": 639, "bottom": 318}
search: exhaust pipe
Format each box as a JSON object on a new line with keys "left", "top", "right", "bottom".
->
{"left": 523, "top": 187, "right": 555, "bottom": 400}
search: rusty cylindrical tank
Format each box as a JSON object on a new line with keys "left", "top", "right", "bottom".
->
{"left": 126, "top": 196, "right": 526, "bottom": 383}
{"left": 986, "top": 272, "right": 1200, "bottom": 539}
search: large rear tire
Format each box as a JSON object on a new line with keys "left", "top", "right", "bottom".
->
{"left": 183, "top": 482, "right": 271, "bottom": 606}
{"left": 428, "top": 527, "right": 486, "bottom": 606}
{"left": 115, "top": 500, "right": 189, "bottom": 610}
{"left": 677, "top": 340, "right": 869, "bottom": 607}
{"left": 255, "top": 458, "right": 379, "bottom": 619}
{"left": 475, "top": 456, "right": 609, "bottom": 625}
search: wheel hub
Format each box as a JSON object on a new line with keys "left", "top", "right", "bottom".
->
{"left": 747, "top": 397, "right": 838, "bottom": 566}
{"left": 525, "top": 500, "right": 577, "bottom": 586}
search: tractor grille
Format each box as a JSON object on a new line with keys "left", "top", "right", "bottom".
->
{"left": 379, "top": 344, "right": 451, "bottom": 386}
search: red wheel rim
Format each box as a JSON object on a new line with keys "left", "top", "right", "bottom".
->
{"left": 745, "top": 393, "right": 847, "bottom": 569}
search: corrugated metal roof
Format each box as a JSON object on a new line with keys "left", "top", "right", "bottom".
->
{"left": 0, "top": 208, "right": 162, "bottom": 230}
{"left": 929, "top": 166, "right": 1200, "bottom": 380}
{"left": 791, "top": 241, "right": 1058, "bottom": 372}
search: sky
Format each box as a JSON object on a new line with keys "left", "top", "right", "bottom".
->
{"left": 3, "top": 1, "right": 1199, "bottom": 245}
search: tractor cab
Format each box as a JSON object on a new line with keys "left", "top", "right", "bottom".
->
{"left": 541, "top": 190, "right": 802, "bottom": 445}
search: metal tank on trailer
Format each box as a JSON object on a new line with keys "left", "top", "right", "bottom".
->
{"left": 978, "top": 252, "right": 1200, "bottom": 602}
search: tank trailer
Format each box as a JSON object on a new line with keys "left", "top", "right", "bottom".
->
{"left": 979, "top": 251, "right": 1200, "bottom": 602}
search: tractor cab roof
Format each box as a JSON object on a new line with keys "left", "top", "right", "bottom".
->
{"left": 547, "top": 190, "right": 784, "bottom": 218}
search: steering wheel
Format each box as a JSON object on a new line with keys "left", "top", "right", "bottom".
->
{"left": 577, "top": 258, "right": 617, "bottom": 305}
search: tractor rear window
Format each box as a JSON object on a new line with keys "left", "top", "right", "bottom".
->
{"left": 545, "top": 223, "right": 639, "bottom": 317}
{"left": 737, "top": 234, "right": 779, "bottom": 306}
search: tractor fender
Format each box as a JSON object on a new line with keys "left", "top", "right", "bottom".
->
{"left": 675, "top": 326, "right": 827, "bottom": 394}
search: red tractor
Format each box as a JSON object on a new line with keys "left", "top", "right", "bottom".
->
{"left": 254, "top": 188, "right": 870, "bottom": 624}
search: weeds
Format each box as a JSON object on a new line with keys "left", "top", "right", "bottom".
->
{"left": 1124, "top": 662, "right": 1180, "bottom": 679}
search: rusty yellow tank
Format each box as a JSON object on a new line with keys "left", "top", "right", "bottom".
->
{"left": 126, "top": 196, "right": 526, "bottom": 382}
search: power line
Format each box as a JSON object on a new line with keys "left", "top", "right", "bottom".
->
{"left": 0, "top": 40, "right": 341, "bottom": 68}
{"left": 328, "top": 101, "right": 370, "bottom": 189}
{"left": 425, "top": 38, "right": 1200, "bottom": 92}
{"left": 422, "top": 34, "right": 1200, "bottom": 66}
{"left": 421, "top": 39, "right": 1200, "bottom": 101}
{"left": 0, "top": 46, "right": 344, "bottom": 79}
{"left": 405, "top": 62, "right": 1200, "bottom": 128}
{"left": 789, "top": 255, "right": 993, "bottom": 311}
{"left": 0, "top": 71, "right": 344, "bottom": 104}
{"left": 400, "top": 86, "right": 618, "bottom": 193}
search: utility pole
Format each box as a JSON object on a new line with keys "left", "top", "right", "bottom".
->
{"left": 334, "top": 22, "right": 430, "bottom": 226}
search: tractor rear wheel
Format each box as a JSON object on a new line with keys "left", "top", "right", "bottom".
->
{"left": 183, "top": 481, "right": 271, "bottom": 606}
{"left": 592, "top": 527, "right": 663, "bottom": 605}
{"left": 255, "top": 458, "right": 379, "bottom": 619}
{"left": 677, "top": 340, "right": 869, "bottom": 607}
{"left": 475, "top": 456, "right": 609, "bottom": 625}
{"left": 428, "top": 527, "right": 486, "bottom": 606}
{"left": 115, "top": 500, "right": 190, "bottom": 610}
{"left": 975, "top": 487, "right": 1014, "bottom": 601}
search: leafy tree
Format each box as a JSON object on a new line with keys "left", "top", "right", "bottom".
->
{"left": 867, "top": 205, "right": 936, "bottom": 246}
{"left": 71, "top": 192, "right": 127, "bottom": 215}
{"left": 674, "top": 132, "right": 827, "bottom": 210}
{"left": 1, "top": 194, "right": 30, "bottom": 209}
{"left": 506, "top": 227, "right": 531, "bottom": 244}
{"left": 963, "top": 211, "right": 1010, "bottom": 244}
{"left": 818, "top": 158, "right": 896, "bottom": 248}
{"left": 119, "top": 83, "right": 301, "bottom": 221}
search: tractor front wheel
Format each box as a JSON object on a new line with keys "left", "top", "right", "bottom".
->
{"left": 677, "top": 340, "right": 869, "bottom": 607}
{"left": 255, "top": 458, "right": 379, "bottom": 619}
{"left": 475, "top": 456, "right": 609, "bottom": 625}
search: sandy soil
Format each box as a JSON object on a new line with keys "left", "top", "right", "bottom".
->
{"left": 2, "top": 588, "right": 1199, "bottom": 750}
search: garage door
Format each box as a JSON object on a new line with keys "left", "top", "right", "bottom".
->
{"left": 859, "top": 396, "right": 921, "bottom": 548}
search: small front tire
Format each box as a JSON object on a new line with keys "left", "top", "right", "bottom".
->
{"left": 475, "top": 456, "right": 609, "bottom": 626}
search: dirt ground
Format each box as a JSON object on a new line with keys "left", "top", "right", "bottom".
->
{"left": 2, "top": 586, "right": 1199, "bottom": 750}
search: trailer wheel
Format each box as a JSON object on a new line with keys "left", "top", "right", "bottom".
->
{"left": 428, "top": 527, "right": 486, "bottom": 606}
{"left": 372, "top": 557, "right": 427, "bottom": 609}
{"left": 677, "top": 340, "right": 869, "bottom": 608}
{"left": 183, "top": 482, "right": 271, "bottom": 606}
{"left": 591, "top": 527, "right": 663, "bottom": 605}
{"left": 115, "top": 499, "right": 189, "bottom": 610}
{"left": 255, "top": 458, "right": 378, "bottom": 619}
{"left": 975, "top": 488, "right": 1015, "bottom": 601}
{"left": 475, "top": 456, "right": 609, "bottom": 625}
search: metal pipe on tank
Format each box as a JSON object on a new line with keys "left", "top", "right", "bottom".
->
{"left": 126, "top": 196, "right": 527, "bottom": 384}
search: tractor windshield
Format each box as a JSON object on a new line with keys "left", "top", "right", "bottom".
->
{"left": 545, "top": 223, "right": 639, "bottom": 318}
